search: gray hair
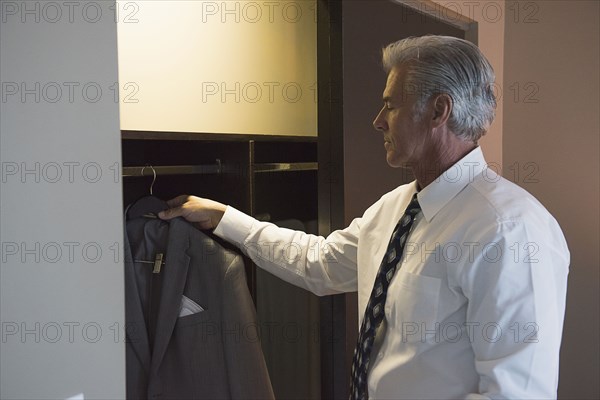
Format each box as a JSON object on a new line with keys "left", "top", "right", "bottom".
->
{"left": 382, "top": 35, "right": 496, "bottom": 142}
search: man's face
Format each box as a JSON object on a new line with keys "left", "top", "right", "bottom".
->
{"left": 373, "top": 67, "right": 433, "bottom": 168}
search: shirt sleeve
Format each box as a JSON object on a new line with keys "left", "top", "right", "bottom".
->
{"left": 213, "top": 205, "right": 360, "bottom": 296}
{"left": 457, "top": 218, "right": 569, "bottom": 399}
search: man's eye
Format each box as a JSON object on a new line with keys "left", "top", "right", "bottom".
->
{"left": 385, "top": 103, "right": 394, "bottom": 110}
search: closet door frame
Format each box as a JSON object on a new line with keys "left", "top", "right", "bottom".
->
{"left": 316, "top": 1, "right": 346, "bottom": 399}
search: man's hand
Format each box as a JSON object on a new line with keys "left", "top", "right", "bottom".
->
{"left": 158, "top": 195, "right": 227, "bottom": 230}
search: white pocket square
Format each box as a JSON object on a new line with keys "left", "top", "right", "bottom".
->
{"left": 179, "top": 295, "right": 204, "bottom": 317}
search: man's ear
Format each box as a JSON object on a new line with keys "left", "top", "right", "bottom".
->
{"left": 432, "top": 94, "right": 452, "bottom": 128}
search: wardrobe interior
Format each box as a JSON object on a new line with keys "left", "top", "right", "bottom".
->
{"left": 118, "top": 1, "right": 322, "bottom": 398}
{"left": 122, "top": 133, "right": 321, "bottom": 399}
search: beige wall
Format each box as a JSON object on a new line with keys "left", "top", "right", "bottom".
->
{"left": 432, "top": 0, "right": 505, "bottom": 167}
{"left": 503, "top": 1, "right": 600, "bottom": 398}
{"left": 344, "top": 1, "right": 599, "bottom": 397}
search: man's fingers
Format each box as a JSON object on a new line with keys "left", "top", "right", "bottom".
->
{"left": 160, "top": 195, "right": 193, "bottom": 219}
{"left": 158, "top": 207, "right": 182, "bottom": 220}
{"left": 166, "top": 195, "right": 192, "bottom": 208}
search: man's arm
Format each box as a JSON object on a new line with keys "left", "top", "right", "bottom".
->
{"left": 160, "top": 195, "right": 360, "bottom": 296}
{"left": 457, "top": 219, "right": 569, "bottom": 399}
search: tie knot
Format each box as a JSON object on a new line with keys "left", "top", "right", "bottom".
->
{"left": 405, "top": 193, "right": 421, "bottom": 216}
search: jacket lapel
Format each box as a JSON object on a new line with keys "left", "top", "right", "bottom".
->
{"left": 123, "top": 218, "right": 151, "bottom": 373}
{"left": 150, "top": 217, "right": 191, "bottom": 375}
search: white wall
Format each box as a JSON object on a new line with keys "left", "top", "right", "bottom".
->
{"left": 1, "top": 1, "right": 125, "bottom": 398}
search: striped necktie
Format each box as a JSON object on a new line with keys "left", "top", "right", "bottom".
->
{"left": 349, "top": 193, "right": 421, "bottom": 400}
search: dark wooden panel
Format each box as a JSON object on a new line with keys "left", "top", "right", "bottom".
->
{"left": 342, "top": 0, "right": 466, "bottom": 225}
{"left": 121, "top": 139, "right": 252, "bottom": 213}
{"left": 317, "top": 1, "right": 347, "bottom": 399}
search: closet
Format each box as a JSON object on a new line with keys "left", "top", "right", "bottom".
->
{"left": 120, "top": 131, "right": 320, "bottom": 397}
{"left": 121, "top": 132, "right": 321, "bottom": 399}
{"left": 117, "top": 0, "right": 326, "bottom": 395}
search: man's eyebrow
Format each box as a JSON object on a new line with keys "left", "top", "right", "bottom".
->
{"left": 382, "top": 96, "right": 392, "bottom": 102}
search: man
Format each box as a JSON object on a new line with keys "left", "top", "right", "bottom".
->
{"left": 159, "top": 36, "right": 569, "bottom": 399}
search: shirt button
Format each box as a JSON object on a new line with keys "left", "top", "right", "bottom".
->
{"left": 378, "top": 352, "right": 384, "bottom": 358}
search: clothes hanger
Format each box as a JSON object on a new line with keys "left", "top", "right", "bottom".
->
{"left": 142, "top": 164, "right": 157, "bottom": 196}
{"left": 125, "top": 165, "right": 168, "bottom": 272}
{"left": 126, "top": 165, "right": 170, "bottom": 220}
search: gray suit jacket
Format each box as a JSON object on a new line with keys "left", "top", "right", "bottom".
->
{"left": 124, "top": 198, "right": 274, "bottom": 399}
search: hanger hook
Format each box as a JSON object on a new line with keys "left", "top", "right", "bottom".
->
{"left": 140, "top": 165, "right": 157, "bottom": 195}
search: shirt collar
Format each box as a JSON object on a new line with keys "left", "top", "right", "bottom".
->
{"left": 417, "top": 147, "right": 487, "bottom": 223}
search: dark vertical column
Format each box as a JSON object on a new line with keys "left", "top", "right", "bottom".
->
{"left": 317, "top": 1, "right": 348, "bottom": 399}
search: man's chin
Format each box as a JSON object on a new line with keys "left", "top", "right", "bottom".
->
{"left": 385, "top": 156, "right": 411, "bottom": 169}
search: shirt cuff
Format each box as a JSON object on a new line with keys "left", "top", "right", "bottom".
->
{"left": 213, "top": 205, "right": 255, "bottom": 247}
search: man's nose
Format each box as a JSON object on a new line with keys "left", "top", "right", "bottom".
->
{"left": 373, "top": 108, "right": 387, "bottom": 131}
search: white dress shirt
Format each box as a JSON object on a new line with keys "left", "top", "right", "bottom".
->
{"left": 213, "top": 147, "right": 569, "bottom": 399}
